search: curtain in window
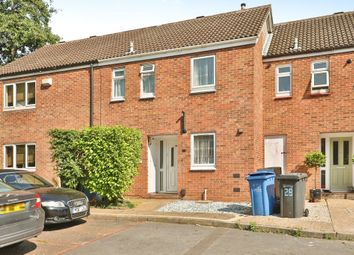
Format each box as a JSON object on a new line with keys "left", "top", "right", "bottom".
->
{"left": 193, "top": 58, "right": 214, "bottom": 86}
{"left": 27, "top": 145, "right": 36, "bottom": 167}
{"left": 16, "top": 145, "right": 25, "bottom": 168}
{"left": 16, "top": 83, "right": 26, "bottom": 107}
{"left": 27, "top": 82, "right": 35, "bottom": 105}
{"left": 5, "top": 146, "right": 13, "bottom": 168}
{"left": 143, "top": 73, "right": 155, "bottom": 93}
{"left": 114, "top": 78, "right": 125, "bottom": 97}
{"left": 194, "top": 135, "right": 214, "bottom": 164}
{"left": 6, "top": 86, "right": 14, "bottom": 107}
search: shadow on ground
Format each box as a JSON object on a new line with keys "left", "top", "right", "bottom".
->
{"left": 44, "top": 219, "right": 87, "bottom": 231}
{"left": 0, "top": 240, "right": 37, "bottom": 255}
{"left": 217, "top": 204, "right": 252, "bottom": 215}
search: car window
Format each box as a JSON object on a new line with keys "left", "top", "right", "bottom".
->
{"left": 0, "top": 173, "right": 53, "bottom": 190}
{"left": 0, "top": 181, "right": 14, "bottom": 192}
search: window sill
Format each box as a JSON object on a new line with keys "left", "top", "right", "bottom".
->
{"left": 274, "top": 95, "right": 292, "bottom": 100}
{"left": 111, "top": 97, "right": 125, "bottom": 103}
{"left": 190, "top": 166, "right": 216, "bottom": 171}
{"left": 4, "top": 167, "right": 36, "bottom": 172}
{"left": 3, "top": 106, "right": 36, "bottom": 112}
{"left": 190, "top": 87, "right": 216, "bottom": 95}
{"left": 140, "top": 95, "right": 155, "bottom": 100}
{"left": 310, "top": 89, "right": 330, "bottom": 97}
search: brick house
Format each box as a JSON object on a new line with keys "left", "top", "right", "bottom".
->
{"left": 0, "top": 5, "right": 353, "bottom": 201}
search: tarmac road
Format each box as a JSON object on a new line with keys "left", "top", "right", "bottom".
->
{"left": 1, "top": 218, "right": 353, "bottom": 255}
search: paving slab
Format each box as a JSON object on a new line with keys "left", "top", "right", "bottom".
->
{"left": 327, "top": 199, "right": 354, "bottom": 237}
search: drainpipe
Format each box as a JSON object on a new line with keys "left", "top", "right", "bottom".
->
{"left": 89, "top": 63, "right": 94, "bottom": 127}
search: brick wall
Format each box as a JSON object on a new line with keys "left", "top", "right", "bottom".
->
{"left": 96, "top": 45, "right": 262, "bottom": 201}
{"left": 263, "top": 52, "right": 354, "bottom": 194}
{"left": 0, "top": 69, "right": 91, "bottom": 183}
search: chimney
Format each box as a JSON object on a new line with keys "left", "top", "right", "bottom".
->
{"left": 241, "top": 3, "right": 246, "bottom": 10}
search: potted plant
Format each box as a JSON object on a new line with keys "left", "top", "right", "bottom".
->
{"left": 304, "top": 151, "right": 325, "bottom": 202}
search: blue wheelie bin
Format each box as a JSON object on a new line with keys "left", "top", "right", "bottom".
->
{"left": 246, "top": 171, "right": 276, "bottom": 216}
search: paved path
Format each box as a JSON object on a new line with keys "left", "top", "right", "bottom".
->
{"left": 327, "top": 199, "right": 354, "bottom": 237}
{"left": 1, "top": 218, "right": 353, "bottom": 255}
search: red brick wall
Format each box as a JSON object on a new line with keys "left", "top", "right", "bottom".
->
{"left": 0, "top": 69, "right": 91, "bottom": 183}
{"left": 0, "top": 43, "right": 266, "bottom": 202}
{"left": 96, "top": 45, "right": 262, "bottom": 201}
{"left": 263, "top": 52, "right": 354, "bottom": 194}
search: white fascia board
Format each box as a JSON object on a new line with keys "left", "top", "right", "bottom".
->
{"left": 98, "top": 36, "right": 258, "bottom": 66}
{"left": 0, "top": 64, "right": 93, "bottom": 81}
{"left": 0, "top": 36, "right": 258, "bottom": 81}
{"left": 263, "top": 47, "right": 354, "bottom": 63}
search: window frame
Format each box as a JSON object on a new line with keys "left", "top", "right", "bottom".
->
{"left": 191, "top": 55, "right": 216, "bottom": 94}
{"left": 140, "top": 64, "right": 156, "bottom": 99}
{"left": 3, "top": 80, "right": 36, "bottom": 110}
{"left": 111, "top": 68, "right": 126, "bottom": 102}
{"left": 275, "top": 64, "right": 292, "bottom": 97}
{"left": 4, "top": 143, "right": 36, "bottom": 170}
{"left": 190, "top": 133, "right": 216, "bottom": 171}
{"left": 311, "top": 60, "right": 329, "bottom": 90}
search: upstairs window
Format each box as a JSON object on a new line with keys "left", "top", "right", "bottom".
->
{"left": 4, "top": 144, "right": 36, "bottom": 169}
{"left": 191, "top": 56, "right": 215, "bottom": 93}
{"left": 140, "top": 64, "right": 155, "bottom": 98}
{"left": 311, "top": 61, "right": 329, "bottom": 91}
{"left": 276, "top": 65, "right": 292, "bottom": 97}
{"left": 4, "top": 81, "right": 35, "bottom": 110}
{"left": 112, "top": 68, "right": 125, "bottom": 101}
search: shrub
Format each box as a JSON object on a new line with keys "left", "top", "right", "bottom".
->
{"left": 49, "top": 126, "right": 142, "bottom": 203}
{"left": 49, "top": 129, "right": 83, "bottom": 189}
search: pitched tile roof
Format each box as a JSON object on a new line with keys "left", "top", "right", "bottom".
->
{"left": 0, "top": 5, "right": 271, "bottom": 77}
{"left": 266, "top": 11, "right": 354, "bottom": 58}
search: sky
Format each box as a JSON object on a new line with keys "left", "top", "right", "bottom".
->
{"left": 50, "top": 0, "right": 354, "bottom": 41}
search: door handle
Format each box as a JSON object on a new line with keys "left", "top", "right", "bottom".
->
{"left": 281, "top": 152, "right": 287, "bottom": 154}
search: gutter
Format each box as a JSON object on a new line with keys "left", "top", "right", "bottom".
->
{"left": 89, "top": 64, "right": 94, "bottom": 127}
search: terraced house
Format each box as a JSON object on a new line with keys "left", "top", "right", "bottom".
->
{"left": 0, "top": 5, "right": 353, "bottom": 201}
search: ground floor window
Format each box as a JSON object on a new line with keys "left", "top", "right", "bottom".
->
{"left": 191, "top": 133, "right": 215, "bottom": 170}
{"left": 4, "top": 144, "right": 36, "bottom": 169}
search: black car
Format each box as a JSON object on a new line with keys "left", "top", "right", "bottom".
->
{"left": 0, "top": 170, "right": 90, "bottom": 224}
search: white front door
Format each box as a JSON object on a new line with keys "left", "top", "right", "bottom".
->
{"left": 264, "top": 136, "right": 286, "bottom": 173}
{"left": 158, "top": 137, "right": 178, "bottom": 193}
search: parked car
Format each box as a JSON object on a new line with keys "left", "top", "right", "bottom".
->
{"left": 0, "top": 181, "right": 44, "bottom": 248}
{"left": 0, "top": 170, "right": 90, "bottom": 224}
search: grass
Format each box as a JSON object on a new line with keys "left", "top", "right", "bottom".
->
{"left": 249, "top": 222, "right": 259, "bottom": 232}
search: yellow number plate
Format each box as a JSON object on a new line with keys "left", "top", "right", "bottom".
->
{"left": 0, "top": 202, "right": 26, "bottom": 214}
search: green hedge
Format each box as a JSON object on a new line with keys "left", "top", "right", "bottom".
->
{"left": 49, "top": 126, "right": 142, "bottom": 202}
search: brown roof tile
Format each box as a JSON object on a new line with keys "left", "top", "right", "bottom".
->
{"left": 0, "top": 5, "right": 271, "bottom": 77}
{"left": 266, "top": 11, "right": 354, "bottom": 58}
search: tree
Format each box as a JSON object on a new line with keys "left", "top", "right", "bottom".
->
{"left": 304, "top": 151, "right": 325, "bottom": 190}
{"left": 0, "top": 0, "right": 60, "bottom": 65}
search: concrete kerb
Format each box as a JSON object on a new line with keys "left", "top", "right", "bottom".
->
{"left": 89, "top": 212, "right": 350, "bottom": 241}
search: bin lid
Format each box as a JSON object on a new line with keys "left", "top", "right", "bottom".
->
{"left": 257, "top": 167, "right": 282, "bottom": 176}
{"left": 246, "top": 170, "right": 275, "bottom": 181}
{"left": 277, "top": 173, "right": 308, "bottom": 180}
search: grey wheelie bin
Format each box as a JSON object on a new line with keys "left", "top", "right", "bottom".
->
{"left": 277, "top": 173, "right": 308, "bottom": 218}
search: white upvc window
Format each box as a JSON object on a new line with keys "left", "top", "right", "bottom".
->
{"left": 191, "top": 55, "right": 216, "bottom": 93}
{"left": 191, "top": 133, "right": 216, "bottom": 170}
{"left": 112, "top": 68, "right": 125, "bottom": 101}
{"left": 311, "top": 60, "right": 329, "bottom": 90}
{"left": 4, "top": 81, "right": 36, "bottom": 110}
{"left": 4, "top": 144, "right": 36, "bottom": 169}
{"left": 276, "top": 65, "right": 292, "bottom": 97}
{"left": 140, "top": 64, "right": 155, "bottom": 98}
